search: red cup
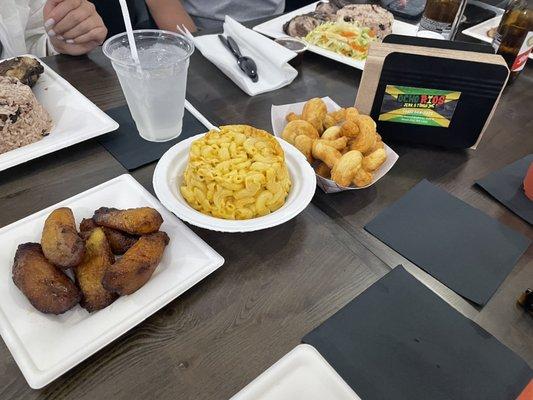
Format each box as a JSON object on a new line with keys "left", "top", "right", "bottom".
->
{"left": 524, "top": 162, "right": 533, "bottom": 201}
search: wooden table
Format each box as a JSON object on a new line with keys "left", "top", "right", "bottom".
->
{"left": 0, "top": 40, "right": 531, "bottom": 399}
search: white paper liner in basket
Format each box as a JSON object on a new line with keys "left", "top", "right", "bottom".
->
{"left": 271, "top": 97, "right": 399, "bottom": 193}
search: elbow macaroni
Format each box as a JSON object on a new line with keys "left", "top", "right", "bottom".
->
{"left": 180, "top": 125, "right": 292, "bottom": 220}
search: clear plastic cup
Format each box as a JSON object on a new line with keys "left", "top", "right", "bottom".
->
{"left": 103, "top": 30, "right": 194, "bottom": 142}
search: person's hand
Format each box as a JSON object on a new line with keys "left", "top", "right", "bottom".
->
{"left": 43, "top": 0, "right": 108, "bottom": 56}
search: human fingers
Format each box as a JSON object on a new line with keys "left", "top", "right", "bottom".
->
{"left": 67, "top": 26, "right": 107, "bottom": 45}
{"left": 49, "top": 0, "right": 95, "bottom": 37}
{"left": 46, "top": 0, "right": 82, "bottom": 23}
{"left": 43, "top": 0, "right": 63, "bottom": 25}
{"left": 61, "top": 14, "right": 105, "bottom": 42}
{"left": 51, "top": 36, "right": 101, "bottom": 55}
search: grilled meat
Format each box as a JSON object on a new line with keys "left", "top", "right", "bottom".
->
{"left": 331, "top": 0, "right": 379, "bottom": 7}
{"left": 315, "top": 1, "right": 340, "bottom": 14}
{"left": 0, "top": 56, "right": 44, "bottom": 87}
{"left": 283, "top": 12, "right": 331, "bottom": 37}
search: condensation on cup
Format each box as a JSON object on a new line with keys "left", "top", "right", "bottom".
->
{"left": 103, "top": 30, "right": 194, "bottom": 142}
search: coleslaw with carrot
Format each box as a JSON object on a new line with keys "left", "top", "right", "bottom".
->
{"left": 304, "top": 21, "right": 379, "bottom": 60}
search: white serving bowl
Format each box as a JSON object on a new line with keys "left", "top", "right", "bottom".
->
{"left": 153, "top": 133, "right": 317, "bottom": 232}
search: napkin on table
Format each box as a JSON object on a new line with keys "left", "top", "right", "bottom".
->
{"left": 190, "top": 16, "right": 298, "bottom": 96}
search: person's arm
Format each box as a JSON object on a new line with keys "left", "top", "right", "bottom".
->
{"left": 145, "top": 0, "right": 197, "bottom": 33}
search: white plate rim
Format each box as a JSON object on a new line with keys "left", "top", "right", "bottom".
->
{"left": 462, "top": 15, "right": 501, "bottom": 44}
{"left": 0, "top": 55, "right": 119, "bottom": 172}
{"left": 230, "top": 344, "right": 362, "bottom": 400}
{"left": 253, "top": 1, "right": 418, "bottom": 70}
{"left": 0, "top": 174, "right": 224, "bottom": 388}
{"left": 462, "top": 15, "right": 533, "bottom": 60}
{"left": 153, "top": 133, "right": 317, "bottom": 233}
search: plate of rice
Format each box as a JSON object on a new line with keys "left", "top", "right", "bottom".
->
{"left": 0, "top": 55, "right": 118, "bottom": 172}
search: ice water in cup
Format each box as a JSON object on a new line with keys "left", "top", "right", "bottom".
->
{"left": 103, "top": 30, "right": 194, "bottom": 142}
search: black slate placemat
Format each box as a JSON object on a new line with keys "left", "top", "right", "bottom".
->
{"left": 476, "top": 154, "right": 533, "bottom": 225}
{"left": 98, "top": 105, "right": 208, "bottom": 170}
{"left": 303, "top": 266, "right": 533, "bottom": 400}
{"left": 364, "top": 179, "right": 530, "bottom": 305}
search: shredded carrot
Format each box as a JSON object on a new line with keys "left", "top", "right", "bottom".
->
{"left": 304, "top": 21, "right": 380, "bottom": 60}
{"left": 350, "top": 43, "right": 366, "bottom": 52}
{"left": 341, "top": 31, "right": 357, "bottom": 38}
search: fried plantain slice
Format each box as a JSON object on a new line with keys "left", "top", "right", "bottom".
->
{"left": 93, "top": 207, "right": 163, "bottom": 235}
{"left": 102, "top": 232, "right": 170, "bottom": 295}
{"left": 12, "top": 243, "right": 81, "bottom": 314}
{"left": 79, "top": 218, "right": 97, "bottom": 238}
{"left": 41, "top": 207, "right": 85, "bottom": 269}
{"left": 75, "top": 228, "right": 118, "bottom": 312}
{"left": 80, "top": 218, "right": 138, "bottom": 255}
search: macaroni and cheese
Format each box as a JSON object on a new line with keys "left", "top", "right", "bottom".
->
{"left": 180, "top": 125, "right": 292, "bottom": 220}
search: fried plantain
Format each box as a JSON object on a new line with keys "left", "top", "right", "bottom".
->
{"left": 80, "top": 218, "right": 138, "bottom": 255}
{"left": 102, "top": 231, "right": 170, "bottom": 295}
{"left": 41, "top": 207, "right": 85, "bottom": 269}
{"left": 12, "top": 243, "right": 81, "bottom": 314}
{"left": 79, "top": 218, "right": 98, "bottom": 239}
{"left": 75, "top": 228, "right": 118, "bottom": 312}
{"left": 93, "top": 207, "right": 163, "bottom": 235}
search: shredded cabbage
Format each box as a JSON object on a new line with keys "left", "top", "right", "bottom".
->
{"left": 304, "top": 21, "right": 379, "bottom": 60}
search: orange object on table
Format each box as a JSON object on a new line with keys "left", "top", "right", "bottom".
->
{"left": 524, "top": 162, "right": 533, "bottom": 201}
{"left": 517, "top": 378, "right": 533, "bottom": 400}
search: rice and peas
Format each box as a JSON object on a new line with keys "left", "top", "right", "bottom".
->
{"left": 0, "top": 75, "right": 52, "bottom": 155}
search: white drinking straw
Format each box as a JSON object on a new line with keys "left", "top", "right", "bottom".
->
{"left": 185, "top": 100, "right": 217, "bottom": 131}
{"left": 118, "top": 0, "right": 140, "bottom": 65}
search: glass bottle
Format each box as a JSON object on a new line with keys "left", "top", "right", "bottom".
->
{"left": 492, "top": 0, "right": 533, "bottom": 83}
{"left": 418, "top": 0, "right": 468, "bottom": 40}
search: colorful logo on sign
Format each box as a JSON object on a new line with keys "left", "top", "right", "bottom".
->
{"left": 379, "top": 85, "right": 461, "bottom": 128}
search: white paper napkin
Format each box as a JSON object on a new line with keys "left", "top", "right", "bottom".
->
{"left": 271, "top": 97, "right": 399, "bottom": 194}
{"left": 191, "top": 16, "right": 298, "bottom": 96}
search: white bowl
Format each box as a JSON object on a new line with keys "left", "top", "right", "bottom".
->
{"left": 153, "top": 133, "right": 317, "bottom": 232}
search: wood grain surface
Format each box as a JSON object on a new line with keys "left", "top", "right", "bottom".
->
{"left": 0, "top": 30, "right": 531, "bottom": 400}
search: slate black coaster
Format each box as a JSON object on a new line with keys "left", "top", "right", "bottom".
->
{"left": 98, "top": 105, "right": 208, "bottom": 170}
{"left": 364, "top": 180, "right": 531, "bottom": 305}
{"left": 476, "top": 154, "right": 533, "bottom": 225}
{"left": 303, "top": 266, "right": 533, "bottom": 400}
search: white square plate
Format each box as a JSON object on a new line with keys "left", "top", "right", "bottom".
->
{"left": 253, "top": 1, "right": 418, "bottom": 70}
{"left": 230, "top": 344, "right": 361, "bottom": 400}
{"left": 0, "top": 174, "right": 224, "bottom": 389}
{"left": 462, "top": 16, "right": 533, "bottom": 60}
{"left": 0, "top": 55, "right": 119, "bottom": 172}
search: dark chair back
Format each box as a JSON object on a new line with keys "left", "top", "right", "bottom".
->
{"left": 285, "top": 0, "right": 316, "bottom": 12}
{"left": 91, "top": 0, "right": 157, "bottom": 39}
